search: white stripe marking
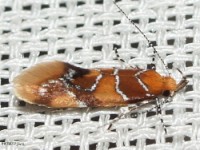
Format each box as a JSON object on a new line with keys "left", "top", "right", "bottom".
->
{"left": 114, "top": 69, "right": 129, "bottom": 101}
{"left": 87, "top": 73, "right": 103, "bottom": 91}
{"left": 135, "top": 70, "right": 149, "bottom": 92}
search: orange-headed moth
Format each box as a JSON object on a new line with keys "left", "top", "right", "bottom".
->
{"left": 13, "top": 1, "right": 188, "bottom": 109}
{"left": 13, "top": 60, "right": 188, "bottom": 108}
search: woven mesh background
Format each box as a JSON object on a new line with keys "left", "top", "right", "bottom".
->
{"left": 0, "top": 0, "right": 199, "bottom": 149}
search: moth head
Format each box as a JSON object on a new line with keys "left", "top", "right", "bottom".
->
{"left": 162, "top": 76, "right": 188, "bottom": 97}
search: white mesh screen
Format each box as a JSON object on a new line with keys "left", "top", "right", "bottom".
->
{"left": 0, "top": 0, "right": 199, "bottom": 149}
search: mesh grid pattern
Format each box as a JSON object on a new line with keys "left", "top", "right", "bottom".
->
{"left": 0, "top": 0, "right": 199, "bottom": 149}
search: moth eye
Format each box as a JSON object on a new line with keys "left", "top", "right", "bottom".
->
{"left": 162, "top": 90, "right": 170, "bottom": 97}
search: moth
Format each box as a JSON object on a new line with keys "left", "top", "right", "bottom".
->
{"left": 13, "top": 60, "right": 188, "bottom": 108}
{"left": 13, "top": 1, "right": 188, "bottom": 109}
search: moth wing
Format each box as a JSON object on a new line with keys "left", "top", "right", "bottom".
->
{"left": 13, "top": 61, "right": 89, "bottom": 107}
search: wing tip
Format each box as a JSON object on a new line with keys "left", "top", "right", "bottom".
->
{"left": 13, "top": 61, "right": 68, "bottom": 104}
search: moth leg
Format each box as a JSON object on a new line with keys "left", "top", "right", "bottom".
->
{"left": 132, "top": 99, "right": 168, "bottom": 134}
{"left": 107, "top": 102, "right": 156, "bottom": 130}
{"left": 107, "top": 112, "right": 125, "bottom": 130}
{"left": 104, "top": 101, "right": 154, "bottom": 130}
{"left": 86, "top": 107, "right": 92, "bottom": 113}
{"left": 107, "top": 102, "right": 157, "bottom": 130}
{"left": 100, "top": 98, "right": 171, "bottom": 130}
{"left": 107, "top": 106, "right": 139, "bottom": 130}
{"left": 108, "top": 97, "right": 173, "bottom": 133}
{"left": 138, "top": 98, "right": 170, "bottom": 134}
{"left": 96, "top": 106, "right": 136, "bottom": 130}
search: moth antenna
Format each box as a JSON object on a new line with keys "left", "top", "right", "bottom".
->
{"left": 113, "top": 0, "right": 170, "bottom": 75}
{"left": 176, "top": 68, "right": 187, "bottom": 80}
{"left": 113, "top": 46, "right": 135, "bottom": 68}
{"left": 114, "top": 46, "right": 125, "bottom": 63}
